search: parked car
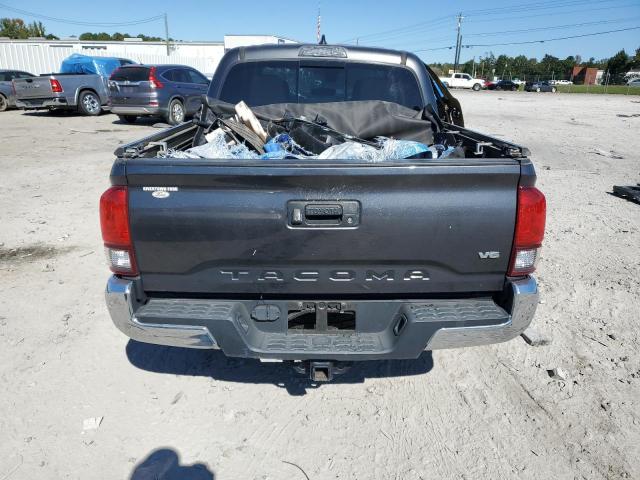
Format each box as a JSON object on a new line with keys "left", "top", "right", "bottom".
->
{"left": 438, "top": 73, "right": 485, "bottom": 91}
{"left": 525, "top": 81, "right": 557, "bottom": 93}
{"left": 626, "top": 78, "right": 640, "bottom": 87}
{"left": 108, "top": 64, "right": 210, "bottom": 125}
{"left": 483, "top": 80, "right": 496, "bottom": 90}
{"left": 0, "top": 69, "right": 36, "bottom": 111}
{"left": 12, "top": 55, "right": 134, "bottom": 115}
{"left": 102, "top": 44, "right": 545, "bottom": 382}
{"left": 555, "top": 80, "right": 573, "bottom": 85}
{"left": 490, "top": 80, "right": 520, "bottom": 91}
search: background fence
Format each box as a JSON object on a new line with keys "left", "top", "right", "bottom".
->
{"left": 0, "top": 43, "right": 218, "bottom": 75}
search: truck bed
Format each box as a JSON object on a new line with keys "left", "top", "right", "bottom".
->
{"left": 112, "top": 125, "right": 527, "bottom": 298}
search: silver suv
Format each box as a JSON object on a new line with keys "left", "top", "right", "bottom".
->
{"left": 108, "top": 64, "right": 209, "bottom": 125}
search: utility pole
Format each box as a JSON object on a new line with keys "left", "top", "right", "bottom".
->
{"left": 454, "top": 13, "right": 464, "bottom": 73}
{"left": 164, "top": 13, "right": 170, "bottom": 56}
{"left": 317, "top": 0, "right": 322, "bottom": 44}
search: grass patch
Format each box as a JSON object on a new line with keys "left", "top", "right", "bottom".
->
{"left": 555, "top": 84, "right": 640, "bottom": 95}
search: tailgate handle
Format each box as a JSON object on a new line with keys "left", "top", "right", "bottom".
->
{"left": 305, "top": 204, "right": 343, "bottom": 220}
{"left": 288, "top": 200, "right": 360, "bottom": 228}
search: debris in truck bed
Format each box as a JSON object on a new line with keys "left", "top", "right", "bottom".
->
{"left": 612, "top": 184, "right": 640, "bottom": 205}
{"left": 235, "top": 101, "right": 268, "bottom": 142}
{"left": 159, "top": 100, "right": 465, "bottom": 162}
{"left": 160, "top": 129, "right": 259, "bottom": 160}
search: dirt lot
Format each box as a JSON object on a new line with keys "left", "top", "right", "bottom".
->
{"left": 1, "top": 91, "right": 639, "bottom": 480}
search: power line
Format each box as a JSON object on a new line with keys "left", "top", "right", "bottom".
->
{"left": 383, "top": 8, "right": 639, "bottom": 51}
{"left": 339, "top": 14, "right": 454, "bottom": 44}
{"left": 343, "top": 18, "right": 456, "bottom": 45}
{"left": 464, "top": 0, "right": 621, "bottom": 17}
{"left": 464, "top": 1, "right": 640, "bottom": 25}
{"left": 339, "top": 0, "right": 630, "bottom": 46}
{"left": 0, "top": 3, "right": 164, "bottom": 27}
{"left": 375, "top": 1, "right": 638, "bottom": 48}
{"left": 463, "top": 26, "right": 640, "bottom": 48}
{"left": 414, "top": 26, "right": 640, "bottom": 52}
{"left": 465, "top": 17, "right": 640, "bottom": 38}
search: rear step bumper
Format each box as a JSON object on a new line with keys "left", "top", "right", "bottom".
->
{"left": 16, "top": 97, "right": 68, "bottom": 109}
{"left": 105, "top": 276, "right": 538, "bottom": 360}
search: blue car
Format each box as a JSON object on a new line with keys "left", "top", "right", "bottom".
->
{"left": 108, "top": 64, "right": 210, "bottom": 125}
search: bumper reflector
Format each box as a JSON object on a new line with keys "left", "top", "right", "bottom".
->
{"left": 512, "top": 248, "right": 538, "bottom": 273}
{"left": 105, "top": 247, "right": 133, "bottom": 272}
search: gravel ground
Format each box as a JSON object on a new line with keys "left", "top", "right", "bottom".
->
{"left": 0, "top": 91, "right": 639, "bottom": 480}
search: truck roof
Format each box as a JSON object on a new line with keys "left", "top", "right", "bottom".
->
{"left": 235, "top": 43, "right": 418, "bottom": 65}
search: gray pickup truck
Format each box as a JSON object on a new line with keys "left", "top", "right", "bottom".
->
{"left": 13, "top": 57, "right": 134, "bottom": 115}
{"left": 101, "top": 44, "right": 546, "bottom": 381}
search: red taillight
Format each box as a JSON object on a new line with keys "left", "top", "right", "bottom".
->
{"left": 508, "top": 186, "right": 546, "bottom": 276}
{"left": 100, "top": 186, "right": 138, "bottom": 275}
{"left": 109, "top": 68, "right": 120, "bottom": 81}
{"left": 149, "top": 66, "right": 163, "bottom": 89}
{"left": 50, "top": 78, "right": 63, "bottom": 93}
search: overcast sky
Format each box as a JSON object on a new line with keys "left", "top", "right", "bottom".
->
{"left": 2, "top": 0, "right": 639, "bottom": 62}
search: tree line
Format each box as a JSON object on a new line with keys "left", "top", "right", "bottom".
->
{"left": 431, "top": 48, "right": 640, "bottom": 84}
{"left": 0, "top": 18, "right": 166, "bottom": 42}
{"left": 0, "top": 18, "right": 57, "bottom": 40}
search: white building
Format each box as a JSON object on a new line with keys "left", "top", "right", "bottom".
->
{"left": 0, "top": 34, "right": 297, "bottom": 76}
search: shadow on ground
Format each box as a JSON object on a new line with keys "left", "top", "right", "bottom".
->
{"left": 130, "top": 448, "right": 214, "bottom": 480}
{"left": 20, "top": 109, "right": 168, "bottom": 127}
{"left": 111, "top": 115, "right": 170, "bottom": 127}
{"left": 126, "top": 340, "right": 434, "bottom": 396}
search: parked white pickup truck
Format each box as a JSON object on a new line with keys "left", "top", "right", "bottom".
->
{"left": 439, "top": 73, "right": 485, "bottom": 91}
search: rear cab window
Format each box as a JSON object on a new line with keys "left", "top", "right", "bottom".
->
{"left": 110, "top": 67, "right": 150, "bottom": 82}
{"left": 218, "top": 61, "right": 423, "bottom": 109}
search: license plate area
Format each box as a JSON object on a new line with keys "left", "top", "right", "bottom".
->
{"left": 287, "top": 301, "right": 356, "bottom": 333}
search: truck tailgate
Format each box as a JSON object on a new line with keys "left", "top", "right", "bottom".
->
{"left": 12, "top": 76, "right": 55, "bottom": 99}
{"left": 124, "top": 158, "right": 520, "bottom": 296}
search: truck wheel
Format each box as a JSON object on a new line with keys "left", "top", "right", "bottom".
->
{"left": 0, "top": 94, "right": 7, "bottom": 112}
{"left": 165, "top": 99, "right": 185, "bottom": 125}
{"left": 118, "top": 115, "right": 138, "bottom": 124}
{"left": 472, "top": 83, "right": 481, "bottom": 91}
{"left": 78, "top": 91, "right": 101, "bottom": 116}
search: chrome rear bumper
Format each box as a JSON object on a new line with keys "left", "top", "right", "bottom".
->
{"left": 106, "top": 277, "right": 216, "bottom": 349}
{"left": 105, "top": 276, "right": 538, "bottom": 357}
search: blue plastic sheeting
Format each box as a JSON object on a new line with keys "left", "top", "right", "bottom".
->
{"left": 60, "top": 54, "right": 124, "bottom": 77}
